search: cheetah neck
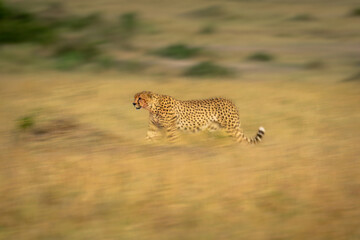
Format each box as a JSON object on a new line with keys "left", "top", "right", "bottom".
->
{"left": 148, "top": 93, "right": 161, "bottom": 114}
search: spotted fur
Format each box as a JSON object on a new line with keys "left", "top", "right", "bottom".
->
{"left": 133, "top": 91, "right": 265, "bottom": 144}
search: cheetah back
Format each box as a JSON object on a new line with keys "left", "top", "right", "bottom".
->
{"left": 174, "top": 98, "right": 241, "bottom": 132}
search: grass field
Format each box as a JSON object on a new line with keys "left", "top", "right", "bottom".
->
{"left": 1, "top": 0, "right": 360, "bottom": 239}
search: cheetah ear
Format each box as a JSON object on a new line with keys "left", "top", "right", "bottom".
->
{"left": 144, "top": 91, "right": 153, "bottom": 100}
{"left": 146, "top": 91, "right": 153, "bottom": 98}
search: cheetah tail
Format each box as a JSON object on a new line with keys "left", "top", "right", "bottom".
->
{"left": 243, "top": 126, "right": 265, "bottom": 144}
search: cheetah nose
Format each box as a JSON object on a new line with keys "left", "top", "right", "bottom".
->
{"left": 133, "top": 103, "right": 136, "bottom": 106}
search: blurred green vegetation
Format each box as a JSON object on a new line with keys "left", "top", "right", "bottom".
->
{"left": 17, "top": 115, "right": 35, "bottom": 131}
{"left": 349, "top": 7, "right": 360, "bottom": 17}
{"left": 0, "top": 0, "right": 359, "bottom": 79}
{"left": 57, "top": 13, "right": 103, "bottom": 30}
{"left": 198, "top": 24, "right": 216, "bottom": 34}
{"left": 0, "top": 1, "right": 56, "bottom": 44}
{"left": 289, "top": 14, "right": 317, "bottom": 21}
{"left": 184, "top": 61, "right": 233, "bottom": 77}
{"left": 53, "top": 40, "right": 101, "bottom": 70}
{"left": 118, "top": 12, "right": 140, "bottom": 48}
{"left": 153, "top": 44, "right": 202, "bottom": 59}
{"left": 0, "top": 1, "right": 149, "bottom": 72}
{"left": 185, "top": 5, "right": 227, "bottom": 19}
{"left": 303, "top": 60, "right": 325, "bottom": 70}
{"left": 247, "top": 52, "right": 275, "bottom": 62}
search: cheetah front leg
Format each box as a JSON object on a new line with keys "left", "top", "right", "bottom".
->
{"left": 164, "top": 115, "right": 179, "bottom": 142}
{"left": 165, "top": 124, "right": 179, "bottom": 142}
{"left": 146, "top": 119, "right": 163, "bottom": 141}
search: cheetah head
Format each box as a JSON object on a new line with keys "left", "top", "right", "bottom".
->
{"left": 133, "top": 91, "right": 154, "bottom": 110}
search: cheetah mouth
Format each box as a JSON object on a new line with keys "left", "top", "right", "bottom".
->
{"left": 135, "top": 106, "right": 141, "bottom": 110}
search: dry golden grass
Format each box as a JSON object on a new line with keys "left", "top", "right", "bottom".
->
{"left": 0, "top": 72, "right": 360, "bottom": 240}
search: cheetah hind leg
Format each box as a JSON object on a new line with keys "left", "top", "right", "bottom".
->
{"left": 207, "top": 121, "right": 221, "bottom": 132}
{"left": 226, "top": 126, "right": 265, "bottom": 144}
{"left": 226, "top": 128, "right": 245, "bottom": 143}
{"left": 216, "top": 122, "right": 244, "bottom": 142}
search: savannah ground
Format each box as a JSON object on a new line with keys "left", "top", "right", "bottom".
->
{"left": 1, "top": 0, "right": 360, "bottom": 239}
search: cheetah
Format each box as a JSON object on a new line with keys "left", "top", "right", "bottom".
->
{"left": 133, "top": 91, "right": 265, "bottom": 144}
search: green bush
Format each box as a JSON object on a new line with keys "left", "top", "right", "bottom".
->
{"left": 153, "top": 44, "right": 201, "bottom": 59}
{"left": 349, "top": 7, "right": 360, "bottom": 17}
{"left": 18, "top": 115, "right": 35, "bottom": 130}
{"left": 289, "top": 14, "right": 317, "bottom": 21}
{"left": 55, "top": 41, "right": 99, "bottom": 60}
{"left": 247, "top": 52, "right": 274, "bottom": 62}
{"left": 0, "top": 1, "right": 34, "bottom": 21}
{"left": 184, "top": 61, "right": 233, "bottom": 77}
{"left": 0, "top": 1, "right": 56, "bottom": 44}
{"left": 94, "top": 56, "right": 117, "bottom": 69}
{"left": 199, "top": 24, "right": 216, "bottom": 34}
{"left": 0, "top": 20, "right": 56, "bottom": 44}
{"left": 54, "top": 41, "right": 100, "bottom": 70}
{"left": 54, "top": 52, "right": 88, "bottom": 70}
{"left": 117, "top": 12, "right": 140, "bottom": 48}
{"left": 304, "top": 60, "right": 325, "bottom": 70}
{"left": 0, "top": 1, "right": 103, "bottom": 45}
{"left": 119, "top": 12, "right": 139, "bottom": 35}
{"left": 58, "top": 13, "right": 103, "bottom": 30}
{"left": 185, "top": 5, "right": 227, "bottom": 19}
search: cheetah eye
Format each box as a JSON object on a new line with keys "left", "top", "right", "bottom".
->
{"left": 138, "top": 97, "right": 142, "bottom": 100}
